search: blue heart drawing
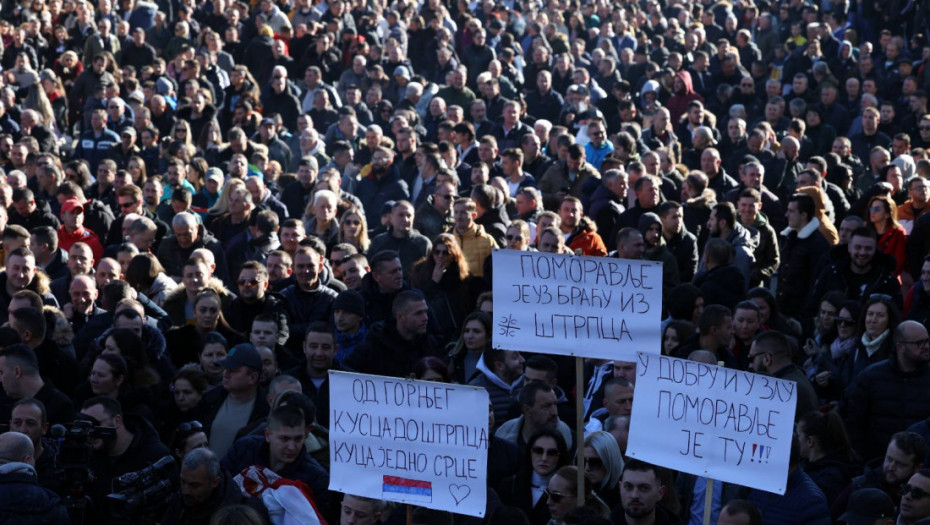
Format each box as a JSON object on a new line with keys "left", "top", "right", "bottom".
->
{"left": 449, "top": 484, "right": 471, "bottom": 505}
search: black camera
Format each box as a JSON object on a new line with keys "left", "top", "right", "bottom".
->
{"left": 106, "top": 456, "right": 176, "bottom": 522}
{"left": 50, "top": 420, "right": 118, "bottom": 524}
{"left": 52, "top": 420, "right": 117, "bottom": 470}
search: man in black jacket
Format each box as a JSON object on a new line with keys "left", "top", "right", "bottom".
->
{"left": 847, "top": 321, "right": 930, "bottom": 461}
{"left": 807, "top": 227, "right": 902, "bottom": 318}
{"left": 161, "top": 448, "right": 242, "bottom": 525}
{"left": 345, "top": 290, "right": 441, "bottom": 378}
{"left": 778, "top": 193, "right": 830, "bottom": 316}
{"left": 156, "top": 212, "right": 230, "bottom": 285}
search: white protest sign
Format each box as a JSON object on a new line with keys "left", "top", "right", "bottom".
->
{"left": 328, "top": 371, "right": 490, "bottom": 517}
{"left": 627, "top": 353, "right": 797, "bottom": 494}
{"left": 491, "top": 250, "right": 663, "bottom": 360}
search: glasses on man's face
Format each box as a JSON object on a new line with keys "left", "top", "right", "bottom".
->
{"left": 435, "top": 193, "right": 453, "bottom": 200}
{"left": 900, "top": 338, "right": 930, "bottom": 348}
{"left": 920, "top": 126, "right": 930, "bottom": 131}
{"left": 506, "top": 234, "right": 524, "bottom": 241}
{"left": 902, "top": 484, "right": 930, "bottom": 500}
{"left": 238, "top": 278, "right": 261, "bottom": 287}
{"left": 118, "top": 201, "right": 136, "bottom": 209}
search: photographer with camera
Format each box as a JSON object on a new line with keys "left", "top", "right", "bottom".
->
{"left": 80, "top": 396, "right": 174, "bottom": 520}
{"left": 161, "top": 448, "right": 242, "bottom": 525}
{"left": 221, "top": 404, "right": 332, "bottom": 520}
{"left": 0, "top": 431, "right": 69, "bottom": 523}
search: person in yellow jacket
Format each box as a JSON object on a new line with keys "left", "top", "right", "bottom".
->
{"left": 452, "top": 197, "right": 497, "bottom": 278}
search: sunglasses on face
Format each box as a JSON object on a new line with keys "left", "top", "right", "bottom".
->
{"left": 836, "top": 317, "right": 856, "bottom": 326}
{"left": 545, "top": 489, "right": 571, "bottom": 503}
{"left": 531, "top": 446, "right": 559, "bottom": 457}
{"left": 903, "top": 484, "right": 930, "bottom": 500}
{"left": 238, "top": 278, "right": 261, "bottom": 287}
{"left": 585, "top": 456, "right": 604, "bottom": 469}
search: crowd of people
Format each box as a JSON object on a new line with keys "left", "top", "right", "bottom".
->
{"left": 2, "top": 0, "right": 930, "bottom": 523}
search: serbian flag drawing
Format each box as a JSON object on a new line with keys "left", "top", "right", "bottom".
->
{"left": 382, "top": 476, "right": 433, "bottom": 503}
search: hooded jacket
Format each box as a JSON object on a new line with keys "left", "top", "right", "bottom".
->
{"left": 666, "top": 71, "right": 704, "bottom": 123}
{"left": 469, "top": 353, "right": 525, "bottom": 427}
{"left": 0, "top": 462, "right": 69, "bottom": 524}
{"left": 639, "top": 79, "right": 661, "bottom": 109}
{"left": 639, "top": 212, "right": 680, "bottom": 301}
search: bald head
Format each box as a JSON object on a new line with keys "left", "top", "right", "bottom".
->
{"left": 0, "top": 431, "right": 35, "bottom": 466}
{"left": 688, "top": 350, "right": 717, "bottom": 364}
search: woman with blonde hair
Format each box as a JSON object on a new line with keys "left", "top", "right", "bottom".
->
{"left": 39, "top": 68, "right": 69, "bottom": 133}
{"left": 207, "top": 177, "right": 246, "bottom": 219}
{"left": 24, "top": 82, "right": 58, "bottom": 134}
{"left": 127, "top": 155, "right": 147, "bottom": 185}
{"left": 338, "top": 207, "right": 370, "bottom": 252}
{"left": 170, "top": 120, "right": 196, "bottom": 153}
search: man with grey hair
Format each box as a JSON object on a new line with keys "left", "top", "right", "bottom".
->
{"left": 337, "top": 56, "right": 368, "bottom": 100}
{"left": 400, "top": 82, "right": 424, "bottom": 112}
{"left": 156, "top": 212, "right": 229, "bottom": 283}
{"left": 161, "top": 448, "right": 242, "bottom": 523}
{"left": 19, "top": 110, "right": 58, "bottom": 155}
{"left": 0, "top": 431, "right": 68, "bottom": 522}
